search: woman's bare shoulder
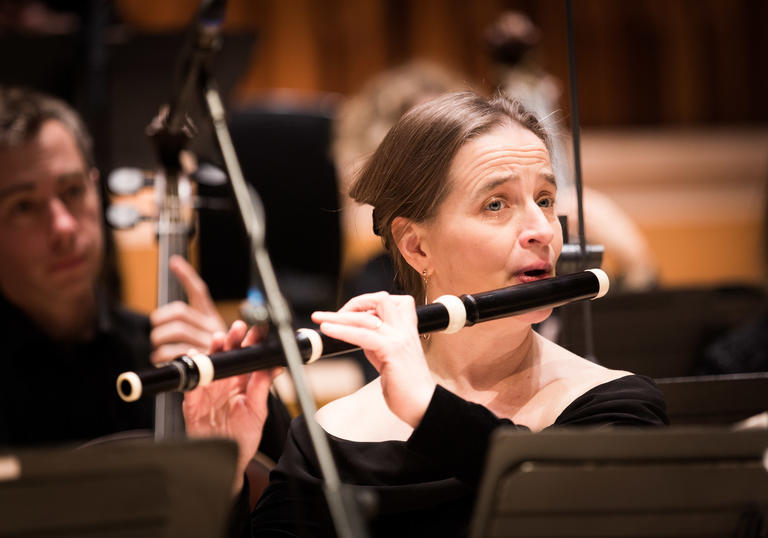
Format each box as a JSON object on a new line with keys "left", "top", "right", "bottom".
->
{"left": 315, "top": 378, "right": 380, "bottom": 430}
{"left": 315, "top": 378, "right": 414, "bottom": 442}
{"left": 515, "top": 333, "right": 633, "bottom": 430}
{"left": 537, "top": 332, "right": 632, "bottom": 384}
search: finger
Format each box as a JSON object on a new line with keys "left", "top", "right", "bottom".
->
{"left": 182, "top": 386, "right": 203, "bottom": 417}
{"left": 245, "top": 369, "right": 275, "bottom": 408}
{"left": 241, "top": 325, "right": 263, "bottom": 347}
{"left": 336, "top": 291, "right": 391, "bottom": 313}
{"left": 150, "top": 301, "right": 224, "bottom": 334}
{"left": 224, "top": 320, "right": 249, "bottom": 351}
{"left": 209, "top": 331, "right": 227, "bottom": 354}
{"left": 150, "top": 320, "right": 212, "bottom": 352}
{"left": 239, "top": 370, "right": 279, "bottom": 437}
{"left": 334, "top": 293, "right": 415, "bottom": 327}
{"left": 311, "top": 310, "right": 382, "bottom": 330}
{"left": 380, "top": 294, "right": 417, "bottom": 324}
{"left": 317, "top": 321, "right": 384, "bottom": 353}
{"left": 169, "top": 255, "right": 220, "bottom": 317}
{"left": 225, "top": 327, "right": 262, "bottom": 394}
{"left": 150, "top": 343, "right": 195, "bottom": 365}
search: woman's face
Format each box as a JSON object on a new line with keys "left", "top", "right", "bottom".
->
{"left": 420, "top": 122, "right": 562, "bottom": 323}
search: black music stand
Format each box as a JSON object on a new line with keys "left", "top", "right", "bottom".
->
{"left": 0, "top": 438, "right": 238, "bottom": 538}
{"left": 470, "top": 427, "right": 768, "bottom": 538}
{"left": 656, "top": 372, "right": 768, "bottom": 426}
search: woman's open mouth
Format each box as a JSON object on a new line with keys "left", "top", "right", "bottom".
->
{"left": 517, "top": 267, "right": 553, "bottom": 283}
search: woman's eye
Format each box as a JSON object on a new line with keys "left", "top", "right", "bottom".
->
{"left": 485, "top": 199, "right": 504, "bottom": 212}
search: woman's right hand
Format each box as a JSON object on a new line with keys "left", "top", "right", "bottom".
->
{"left": 311, "top": 292, "right": 436, "bottom": 428}
{"left": 182, "top": 320, "right": 279, "bottom": 495}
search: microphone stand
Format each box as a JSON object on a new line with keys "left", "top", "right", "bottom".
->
{"left": 206, "top": 90, "right": 370, "bottom": 538}
{"left": 168, "top": 2, "right": 371, "bottom": 536}
{"left": 564, "top": 0, "right": 597, "bottom": 362}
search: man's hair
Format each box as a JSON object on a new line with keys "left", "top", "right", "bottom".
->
{"left": 0, "top": 86, "right": 94, "bottom": 168}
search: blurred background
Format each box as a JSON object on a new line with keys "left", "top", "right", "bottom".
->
{"left": 2, "top": 0, "right": 767, "bottom": 408}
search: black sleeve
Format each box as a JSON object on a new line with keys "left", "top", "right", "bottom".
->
{"left": 405, "top": 376, "right": 668, "bottom": 486}
{"left": 248, "top": 418, "right": 336, "bottom": 538}
{"left": 226, "top": 393, "right": 306, "bottom": 538}
{"left": 552, "top": 375, "right": 669, "bottom": 428}
{"left": 406, "top": 385, "right": 528, "bottom": 485}
{"left": 257, "top": 391, "right": 292, "bottom": 463}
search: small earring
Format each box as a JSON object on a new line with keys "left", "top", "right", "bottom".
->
{"left": 421, "top": 269, "right": 431, "bottom": 341}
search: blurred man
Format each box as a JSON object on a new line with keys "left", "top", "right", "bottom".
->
{"left": 0, "top": 86, "right": 288, "bottom": 451}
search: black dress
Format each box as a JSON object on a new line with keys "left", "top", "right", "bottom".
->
{"left": 242, "top": 374, "right": 668, "bottom": 537}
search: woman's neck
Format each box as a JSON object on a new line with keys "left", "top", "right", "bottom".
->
{"left": 425, "top": 320, "right": 538, "bottom": 394}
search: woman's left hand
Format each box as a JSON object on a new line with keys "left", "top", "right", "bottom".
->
{"left": 183, "top": 320, "right": 279, "bottom": 495}
{"left": 312, "top": 292, "right": 435, "bottom": 428}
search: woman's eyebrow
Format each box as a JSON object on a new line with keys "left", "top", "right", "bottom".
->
{"left": 473, "top": 171, "right": 556, "bottom": 198}
{"left": 473, "top": 175, "right": 518, "bottom": 197}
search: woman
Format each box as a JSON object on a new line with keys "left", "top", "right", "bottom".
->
{"left": 184, "top": 92, "right": 668, "bottom": 537}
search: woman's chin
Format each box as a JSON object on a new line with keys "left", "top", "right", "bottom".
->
{"left": 519, "top": 307, "right": 553, "bottom": 325}
{"left": 486, "top": 307, "right": 554, "bottom": 332}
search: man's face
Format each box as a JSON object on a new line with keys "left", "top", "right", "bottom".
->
{"left": 0, "top": 120, "right": 103, "bottom": 316}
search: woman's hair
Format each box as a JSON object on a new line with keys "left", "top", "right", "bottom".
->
{"left": 349, "top": 91, "right": 550, "bottom": 303}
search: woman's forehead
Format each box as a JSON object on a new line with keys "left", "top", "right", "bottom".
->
{"left": 467, "top": 122, "right": 546, "bottom": 153}
{"left": 449, "top": 124, "right": 551, "bottom": 180}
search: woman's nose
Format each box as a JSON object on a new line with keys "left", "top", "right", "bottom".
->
{"left": 517, "top": 202, "right": 554, "bottom": 247}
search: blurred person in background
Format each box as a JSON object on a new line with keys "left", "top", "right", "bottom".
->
{"left": 0, "top": 86, "right": 289, "bottom": 457}
{"left": 485, "top": 10, "right": 659, "bottom": 290}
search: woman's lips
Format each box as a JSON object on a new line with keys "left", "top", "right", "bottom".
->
{"left": 517, "top": 272, "right": 553, "bottom": 284}
{"left": 514, "top": 265, "right": 554, "bottom": 284}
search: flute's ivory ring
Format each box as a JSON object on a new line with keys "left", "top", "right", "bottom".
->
{"left": 297, "top": 328, "right": 323, "bottom": 363}
{"left": 116, "top": 372, "right": 142, "bottom": 402}
{"left": 187, "top": 351, "right": 214, "bottom": 387}
{"left": 434, "top": 294, "right": 467, "bottom": 334}
{"left": 373, "top": 317, "right": 383, "bottom": 330}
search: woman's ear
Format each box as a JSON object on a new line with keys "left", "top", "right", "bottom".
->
{"left": 391, "top": 216, "right": 429, "bottom": 272}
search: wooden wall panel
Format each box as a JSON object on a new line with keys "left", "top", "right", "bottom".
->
{"left": 109, "top": 0, "right": 768, "bottom": 315}
{"left": 114, "top": 0, "right": 768, "bottom": 125}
